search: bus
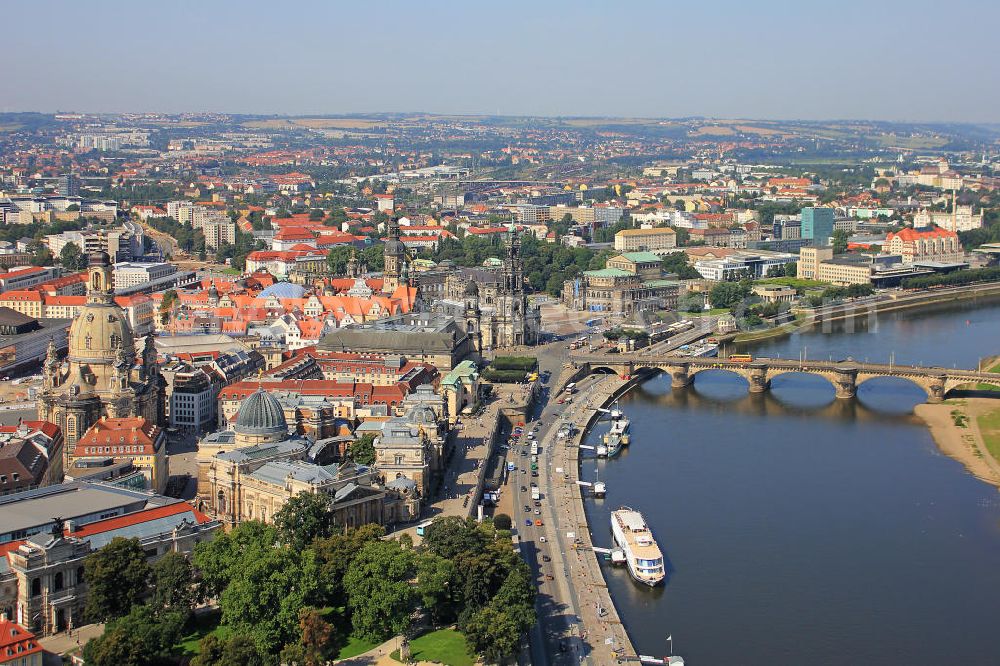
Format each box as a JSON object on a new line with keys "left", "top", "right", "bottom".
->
{"left": 729, "top": 353, "right": 753, "bottom": 363}
{"left": 415, "top": 520, "right": 434, "bottom": 537}
{"left": 565, "top": 383, "right": 577, "bottom": 394}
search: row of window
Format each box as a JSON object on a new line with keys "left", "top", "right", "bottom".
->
{"left": 84, "top": 445, "right": 147, "bottom": 455}
{"left": 30, "top": 567, "right": 84, "bottom": 596}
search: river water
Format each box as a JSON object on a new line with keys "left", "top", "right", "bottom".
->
{"left": 582, "top": 298, "right": 1000, "bottom": 665}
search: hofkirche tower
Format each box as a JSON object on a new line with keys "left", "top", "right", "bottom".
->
{"left": 39, "top": 250, "right": 165, "bottom": 446}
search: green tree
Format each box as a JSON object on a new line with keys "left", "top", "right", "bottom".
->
{"left": 324, "top": 208, "right": 348, "bottom": 227}
{"left": 349, "top": 433, "right": 376, "bottom": 465}
{"left": 273, "top": 491, "right": 335, "bottom": 549}
{"left": 660, "top": 251, "right": 700, "bottom": 279}
{"left": 462, "top": 604, "right": 526, "bottom": 664}
{"left": 30, "top": 243, "right": 53, "bottom": 266}
{"left": 832, "top": 228, "right": 849, "bottom": 254}
{"left": 83, "top": 537, "right": 151, "bottom": 622}
{"left": 221, "top": 545, "right": 320, "bottom": 655}
{"left": 416, "top": 552, "right": 460, "bottom": 624}
{"left": 327, "top": 245, "right": 353, "bottom": 275}
{"left": 151, "top": 551, "right": 197, "bottom": 613}
{"left": 343, "top": 539, "right": 416, "bottom": 641}
{"left": 59, "top": 241, "right": 86, "bottom": 270}
{"left": 308, "top": 208, "right": 325, "bottom": 221}
{"left": 192, "top": 521, "right": 278, "bottom": 600}
{"left": 492, "top": 513, "right": 512, "bottom": 531}
{"left": 192, "top": 634, "right": 265, "bottom": 666}
{"left": 361, "top": 245, "right": 384, "bottom": 271}
{"left": 783, "top": 262, "right": 797, "bottom": 278}
{"left": 159, "top": 289, "right": 178, "bottom": 326}
{"left": 708, "top": 282, "right": 751, "bottom": 309}
{"left": 311, "top": 523, "right": 385, "bottom": 608}
{"left": 82, "top": 605, "right": 185, "bottom": 666}
{"left": 423, "top": 516, "right": 488, "bottom": 560}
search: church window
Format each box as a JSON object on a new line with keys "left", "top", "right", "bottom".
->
{"left": 85, "top": 335, "right": 92, "bottom": 350}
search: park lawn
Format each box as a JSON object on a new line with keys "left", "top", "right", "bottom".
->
{"left": 756, "top": 277, "right": 828, "bottom": 290}
{"left": 336, "top": 634, "right": 380, "bottom": 659}
{"left": 174, "top": 611, "right": 230, "bottom": 656}
{"left": 977, "top": 407, "right": 1000, "bottom": 463}
{"left": 687, "top": 308, "right": 730, "bottom": 317}
{"left": 391, "top": 628, "right": 474, "bottom": 666}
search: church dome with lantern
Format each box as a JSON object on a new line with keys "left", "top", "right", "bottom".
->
{"left": 38, "top": 247, "right": 165, "bottom": 447}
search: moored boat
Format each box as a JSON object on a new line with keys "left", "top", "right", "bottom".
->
{"left": 611, "top": 507, "right": 665, "bottom": 586}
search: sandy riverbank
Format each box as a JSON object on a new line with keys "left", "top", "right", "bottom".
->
{"left": 914, "top": 398, "right": 1000, "bottom": 489}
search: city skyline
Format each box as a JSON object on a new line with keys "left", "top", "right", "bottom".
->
{"left": 6, "top": 0, "right": 1000, "bottom": 123}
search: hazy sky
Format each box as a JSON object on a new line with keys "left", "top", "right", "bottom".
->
{"left": 6, "top": 0, "right": 999, "bottom": 122}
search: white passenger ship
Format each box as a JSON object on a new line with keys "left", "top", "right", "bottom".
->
{"left": 611, "top": 507, "right": 665, "bottom": 586}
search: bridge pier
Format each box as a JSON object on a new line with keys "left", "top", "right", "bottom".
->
{"left": 667, "top": 363, "right": 692, "bottom": 390}
{"left": 833, "top": 367, "right": 858, "bottom": 400}
{"left": 927, "top": 376, "right": 946, "bottom": 403}
{"left": 748, "top": 365, "right": 770, "bottom": 393}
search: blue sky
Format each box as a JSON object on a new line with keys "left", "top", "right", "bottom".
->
{"left": 5, "top": 0, "right": 999, "bottom": 122}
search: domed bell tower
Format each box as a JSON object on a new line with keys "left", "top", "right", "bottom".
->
{"left": 464, "top": 280, "right": 482, "bottom": 356}
{"left": 87, "top": 250, "right": 114, "bottom": 304}
{"left": 382, "top": 217, "right": 405, "bottom": 294}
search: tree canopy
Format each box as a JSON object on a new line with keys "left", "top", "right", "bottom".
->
{"left": 59, "top": 241, "right": 86, "bottom": 270}
{"left": 344, "top": 539, "right": 417, "bottom": 641}
{"left": 273, "top": 491, "right": 336, "bottom": 550}
{"left": 83, "top": 537, "right": 152, "bottom": 623}
{"left": 82, "top": 605, "right": 186, "bottom": 666}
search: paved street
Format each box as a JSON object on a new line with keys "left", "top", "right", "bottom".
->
{"left": 492, "top": 336, "right": 635, "bottom": 666}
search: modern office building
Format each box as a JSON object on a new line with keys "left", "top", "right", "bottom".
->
{"left": 56, "top": 174, "right": 79, "bottom": 197}
{"left": 112, "top": 262, "right": 177, "bottom": 290}
{"left": 801, "top": 207, "right": 835, "bottom": 245}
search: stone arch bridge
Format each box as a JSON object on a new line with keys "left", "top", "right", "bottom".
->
{"left": 570, "top": 353, "right": 1000, "bottom": 403}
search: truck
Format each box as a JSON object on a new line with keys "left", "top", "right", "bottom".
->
{"left": 531, "top": 487, "right": 541, "bottom": 501}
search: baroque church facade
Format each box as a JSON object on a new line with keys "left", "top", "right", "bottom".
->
{"left": 433, "top": 226, "right": 540, "bottom": 353}
{"left": 39, "top": 250, "right": 165, "bottom": 447}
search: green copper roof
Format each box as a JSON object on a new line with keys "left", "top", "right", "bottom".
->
{"left": 583, "top": 268, "right": 632, "bottom": 278}
{"left": 618, "top": 251, "right": 663, "bottom": 264}
{"left": 442, "top": 359, "right": 479, "bottom": 387}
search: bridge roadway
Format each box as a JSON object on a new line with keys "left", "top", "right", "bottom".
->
{"left": 570, "top": 353, "right": 1000, "bottom": 402}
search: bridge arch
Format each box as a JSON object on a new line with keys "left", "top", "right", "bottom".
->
{"left": 943, "top": 376, "right": 1000, "bottom": 397}
{"left": 855, "top": 374, "right": 933, "bottom": 400}
{"left": 684, "top": 366, "right": 753, "bottom": 388}
{"left": 765, "top": 371, "right": 838, "bottom": 401}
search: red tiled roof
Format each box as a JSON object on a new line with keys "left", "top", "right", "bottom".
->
{"left": 887, "top": 226, "right": 958, "bottom": 242}
{"left": 0, "top": 617, "right": 42, "bottom": 659}
{"left": 69, "top": 502, "right": 212, "bottom": 539}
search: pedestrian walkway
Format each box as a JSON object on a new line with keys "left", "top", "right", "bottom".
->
{"left": 38, "top": 623, "right": 104, "bottom": 657}
{"left": 545, "top": 372, "right": 638, "bottom": 664}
